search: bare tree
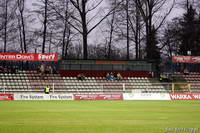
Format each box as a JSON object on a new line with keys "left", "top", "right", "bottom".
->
{"left": 59, "top": 0, "right": 72, "bottom": 59}
{"left": 3, "top": 0, "right": 8, "bottom": 52}
{"left": 161, "top": 21, "right": 180, "bottom": 58}
{"left": 0, "top": 0, "right": 18, "bottom": 52}
{"left": 133, "top": 0, "right": 143, "bottom": 59}
{"left": 42, "top": 0, "right": 48, "bottom": 53}
{"left": 126, "top": 0, "right": 130, "bottom": 59}
{"left": 137, "top": 0, "right": 175, "bottom": 59}
{"left": 17, "top": 16, "right": 24, "bottom": 52}
{"left": 32, "top": 0, "right": 77, "bottom": 56}
{"left": 69, "top": 0, "right": 122, "bottom": 59}
{"left": 105, "top": 0, "right": 117, "bottom": 59}
{"left": 105, "top": 0, "right": 145, "bottom": 59}
{"left": 17, "top": 0, "right": 27, "bottom": 53}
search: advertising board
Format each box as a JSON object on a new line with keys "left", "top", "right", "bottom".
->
{"left": 0, "top": 94, "right": 14, "bottom": 100}
{"left": 0, "top": 53, "right": 58, "bottom": 61}
{"left": 74, "top": 94, "right": 123, "bottom": 100}
{"left": 172, "top": 56, "right": 200, "bottom": 63}
{"left": 170, "top": 93, "right": 200, "bottom": 100}
{"left": 14, "top": 93, "right": 74, "bottom": 100}
{"left": 123, "top": 93, "right": 171, "bottom": 100}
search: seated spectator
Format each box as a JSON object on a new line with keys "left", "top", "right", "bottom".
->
{"left": 40, "top": 64, "right": 45, "bottom": 75}
{"left": 52, "top": 66, "right": 57, "bottom": 74}
{"left": 116, "top": 73, "right": 122, "bottom": 80}
{"left": 45, "top": 66, "right": 53, "bottom": 74}
{"left": 183, "top": 67, "right": 189, "bottom": 75}
{"left": 37, "top": 66, "right": 41, "bottom": 73}
{"left": 4, "top": 66, "right": 9, "bottom": 73}
{"left": 109, "top": 72, "right": 115, "bottom": 80}
{"left": 159, "top": 74, "right": 164, "bottom": 82}
{"left": 106, "top": 72, "right": 116, "bottom": 80}
{"left": 49, "top": 66, "right": 53, "bottom": 74}
{"left": 77, "top": 73, "right": 85, "bottom": 80}
{"left": 15, "top": 66, "right": 19, "bottom": 73}
{"left": 11, "top": 66, "right": 16, "bottom": 74}
{"left": 106, "top": 73, "right": 110, "bottom": 80}
{"left": 0, "top": 66, "right": 4, "bottom": 73}
{"left": 7, "top": 66, "right": 12, "bottom": 73}
{"left": 160, "top": 74, "right": 171, "bottom": 82}
{"left": 45, "top": 66, "right": 49, "bottom": 74}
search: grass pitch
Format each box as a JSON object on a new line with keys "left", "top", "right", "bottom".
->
{"left": 0, "top": 100, "right": 200, "bottom": 133}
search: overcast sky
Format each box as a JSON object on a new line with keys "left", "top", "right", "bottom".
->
{"left": 24, "top": 0, "right": 188, "bottom": 53}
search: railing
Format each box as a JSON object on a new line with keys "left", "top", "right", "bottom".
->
{"left": 0, "top": 82, "right": 195, "bottom": 94}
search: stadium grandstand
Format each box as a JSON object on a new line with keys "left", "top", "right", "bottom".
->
{"left": 0, "top": 53, "right": 200, "bottom": 94}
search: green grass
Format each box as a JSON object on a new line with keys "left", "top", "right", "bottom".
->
{"left": 0, "top": 101, "right": 200, "bottom": 133}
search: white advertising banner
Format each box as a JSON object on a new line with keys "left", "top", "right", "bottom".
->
{"left": 123, "top": 93, "right": 171, "bottom": 100}
{"left": 14, "top": 93, "right": 74, "bottom": 100}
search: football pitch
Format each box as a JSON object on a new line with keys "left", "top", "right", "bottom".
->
{"left": 0, "top": 101, "right": 199, "bottom": 133}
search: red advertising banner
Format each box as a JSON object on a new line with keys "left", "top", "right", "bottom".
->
{"left": 0, "top": 53, "right": 58, "bottom": 61}
{"left": 0, "top": 94, "right": 14, "bottom": 100}
{"left": 170, "top": 93, "right": 200, "bottom": 100}
{"left": 74, "top": 94, "right": 123, "bottom": 100}
{"left": 172, "top": 56, "right": 200, "bottom": 63}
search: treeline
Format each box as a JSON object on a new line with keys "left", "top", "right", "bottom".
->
{"left": 0, "top": 0, "right": 200, "bottom": 62}
{"left": 162, "top": 1, "right": 200, "bottom": 58}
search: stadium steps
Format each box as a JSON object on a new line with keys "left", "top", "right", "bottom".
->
{"left": 3, "top": 71, "right": 200, "bottom": 93}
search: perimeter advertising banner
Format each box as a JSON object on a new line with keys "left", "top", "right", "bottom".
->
{"left": 74, "top": 94, "right": 123, "bottom": 100}
{"left": 123, "top": 93, "right": 171, "bottom": 100}
{"left": 0, "top": 53, "right": 58, "bottom": 61}
{"left": 14, "top": 93, "right": 74, "bottom": 100}
{"left": 172, "top": 56, "right": 200, "bottom": 63}
{"left": 0, "top": 94, "right": 14, "bottom": 100}
{"left": 170, "top": 93, "right": 200, "bottom": 100}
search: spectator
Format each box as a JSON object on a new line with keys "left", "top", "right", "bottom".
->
{"left": 45, "top": 66, "right": 49, "bottom": 74}
{"left": 0, "top": 66, "right": 4, "bottom": 73}
{"left": 116, "top": 73, "right": 122, "bottom": 80}
{"left": 11, "top": 66, "right": 16, "bottom": 74}
{"left": 109, "top": 72, "right": 115, "bottom": 80}
{"left": 52, "top": 66, "right": 57, "bottom": 74}
{"left": 40, "top": 64, "right": 45, "bottom": 75}
{"left": 49, "top": 66, "right": 53, "bottom": 74}
{"left": 106, "top": 73, "right": 110, "bottom": 80}
{"left": 7, "top": 66, "right": 11, "bottom": 73}
{"left": 15, "top": 66, "right": 19, "bottom": 73}
{"left": 77, "top": 73, "right": 85, "bottom": 80}
{"left": 183, "top": 67, "right": 189, "bottom": 75}
{"left": 106, "top": 72, "right": 116, "bottom": 80}
{"left": 44, "top": 86, "right": 50, "bottom": 94}
{"left": 159, "top": 74, "right": 163, "bottom": 82}
{"left": 37, "top": 66, "right": 41, "bottom": 73}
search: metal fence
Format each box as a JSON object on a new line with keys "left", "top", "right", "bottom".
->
{"left": 0, "top": 82, "right": 197, "bottom": 94}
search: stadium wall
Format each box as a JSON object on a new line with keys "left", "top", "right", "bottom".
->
{"left": 60, "top": 70, "right": 152, "bottom": 77}
{"left": 1, "top": 93, "right": 200, "bottom": 100}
